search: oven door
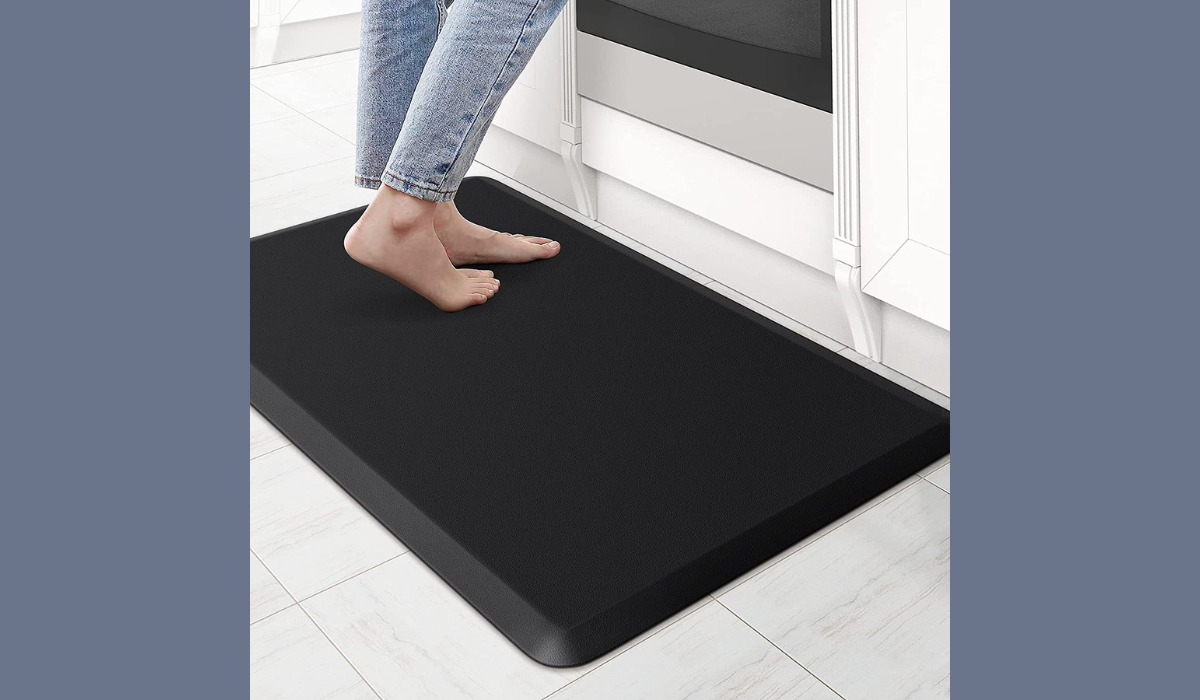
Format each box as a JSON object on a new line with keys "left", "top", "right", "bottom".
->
{"left": 576, "top": 0, "right": 833, "bottom": 190}
{"left": 577, "top": 0, "right": 831, "bottom": 113}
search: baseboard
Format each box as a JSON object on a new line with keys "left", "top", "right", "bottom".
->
{"left": 881, "top": 304, "right": 951, "bottom": 395}
{"left": 476, "top": 127, "right": 579, "bottom": 211}
{"left": 594, "top": 172, "right": 854, "bottom": 347}
{"left": 580, "top": 99, "right": 834, "bottom": 275}
{"left": 250, "top": 13, "right": 361, "bottom": 67}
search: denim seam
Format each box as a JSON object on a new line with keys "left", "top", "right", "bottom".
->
{"left": 382, "top": 169, "right": 457, "bottom": 201}
{"left": 434, "top": 0, "right": 546, "bottom": 190}
{"left": 385, "top": 169, "right": 455, "bottom": 194}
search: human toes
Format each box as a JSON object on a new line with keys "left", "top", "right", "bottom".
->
{"left": 471, "top": 277, "right": 499, "bottom": 297}
{"left": 529, "top": 239, "right": 560, "bottom": 258}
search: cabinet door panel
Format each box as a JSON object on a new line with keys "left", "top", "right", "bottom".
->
{"left": 907, "top": 0, "right": 950, "bottom": 255}
{"left": 493, "top": 14, "right": 566, "bottom": 152}
{"left": 857, "top": 0, "right": 950, "bottom": 330}
{"left": 858, "top": 0, "right": 910, "bottom": 284}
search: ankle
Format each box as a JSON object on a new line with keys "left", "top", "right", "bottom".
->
{"left": 374, "top": 184, "right": 436, "bottom": 232}
{"left": 432, "top": 201, "right": 458, "bottom": 224}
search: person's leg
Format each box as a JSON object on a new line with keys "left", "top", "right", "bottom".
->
{"left": 354, "top": 0, "right": 444, "bottom": 190}
{"left": 392, "top": 0, "right": 567, "bottom": 264}
{"left": 349, "top": 0, "right": 500, "bottom": 311}
{"left": 346, "top": 0, "right": 567, "bottom": 308}
{"left": 382, "top": 0, "right": 568, "bottom": 200}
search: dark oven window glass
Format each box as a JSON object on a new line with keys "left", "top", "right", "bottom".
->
{"left": 579, "top": 0, "right": 832, "bottom": 112}
{"left": 609, "top": 0, "right": 823, "bottom": 59}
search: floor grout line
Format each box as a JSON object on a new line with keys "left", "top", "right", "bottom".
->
{"left": 250, "top": 50, "right": 359, "bottom": 81}
{"left": 251, "top": 98, "right": 356, "bottom": 134}
{"left": 251, "top": 152, "right": 353, "bottom": 184}
{"left": 250, "top": 113, "right": 301, "bottom": 128}
{"left": 249, "top": 600, "right": 300, "bottom": 628}
{"left": 295, "top": 551, "right": 409, "bottom": 605}
{"left": 250, "top": 72, "right": 356, "bottom": 115}
{"left": 253, "top": 546, "right": 389, "bottom": 699}
{"left": 251, "top": 154, "right": 358, "bottom": 190}
{"left": 539, "top": 602, "right": 714, "bottom": 700}
{"left": 297, "top": 599, "right": 387, "bottom": 700}
{"left": 716, "top": 477, "right": 924, "bottom": 600}
{"left": 298, "top": 109, "right": 356, "bottom": 147}
{"left": 922, "top": 469, "right": 951, "bottom": 496}
{"left": 712, "top": 598, "right": 849, "bottom": 700}
{"left": 250, "top": 441, "right": 292, "bottom": 462}
{"left": 250, "top": 513, "right": 408, "bottom": 607}
{"left": 250, "top": 85, "right": 301, "bottom": 127}
{"left": 250, "top": 548, "right": 298, "bottom": 626}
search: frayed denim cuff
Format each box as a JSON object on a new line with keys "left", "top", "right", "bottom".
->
{"left": 353, "top": 174, "right": 383, "bottom": 190}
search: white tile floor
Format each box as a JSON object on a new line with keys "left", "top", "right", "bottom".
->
{"left": 249, "top": 51, "right": 951, "bottom": 700}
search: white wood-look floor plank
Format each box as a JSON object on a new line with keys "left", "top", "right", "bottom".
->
{"left": 302, "top": 555, "right": 574, "bottom": 700}
{"left": 308, "top": 103, "right": 357, "bottom": 143}
{"left": 711, "top": 476, "right": 921, "bottom": 599}
{"left": 250, "top": 49, "right": 358, "bottom": 81}
{"left": 252, "top": 115, "right": 354, "bottom": 181}
{"left": 926, "top": 464, "right": 950, "bottom": 493}
{"left": 918, "top": 454, "right": 952, "bottom": 478}
{"left": 251, "top": 407, "right": 290, "bottom": 459}
{"left": 253, "top": 58, "right": 359, "bottom": 113}
{"left": 251, "top": 158, "right": 371, "bottom": 237}
{"left": 251, "top": 551, "right": 296, "bottom": 624}
{"left": 251, "top": 85, "right": 300, "bottom": 126}
{"left": 251, "top": 606, "right": 380, "bottom": 700}
{"left": 548, "top": 602, "right": 840, "bottom": 700}
{"left": 251, "top": 445, "right": 407, "bottom": 601}
{"left": 719, "top": 480, "right": 950, "bottom": 700}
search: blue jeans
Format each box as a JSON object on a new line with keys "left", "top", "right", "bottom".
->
{"left": 354, "top": 0, "right": 569, "bottom": 202}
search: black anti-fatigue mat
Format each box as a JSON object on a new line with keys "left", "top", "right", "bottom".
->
{"left": 251, "top": 177, "right": 950, "bottom": 667}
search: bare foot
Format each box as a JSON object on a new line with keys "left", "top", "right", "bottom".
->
{"left": 434, "top": 200, "right": 560, "bottom": 265}
{"left": 344, "top": 186, "right": 500, "bottom": 312}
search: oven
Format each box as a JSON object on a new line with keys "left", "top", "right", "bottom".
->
{"left": 576, "top": 0, "right": 833, "bottom": 190}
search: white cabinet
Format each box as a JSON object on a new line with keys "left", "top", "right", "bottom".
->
{"left": 837, "top": 0, "right": 950, "bottom": 336}
{"left": 490, "top": 2, "right": 597, "bottom": 218}
{"left": 492, "top": 11, "right": 567, "bottom": 153}
{"left": 488, "top": 1, "right": 949, "bottom": 385}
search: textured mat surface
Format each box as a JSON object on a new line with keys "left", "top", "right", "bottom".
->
{"left": 251, "top": 177, "right": 950, "bottom": 666}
